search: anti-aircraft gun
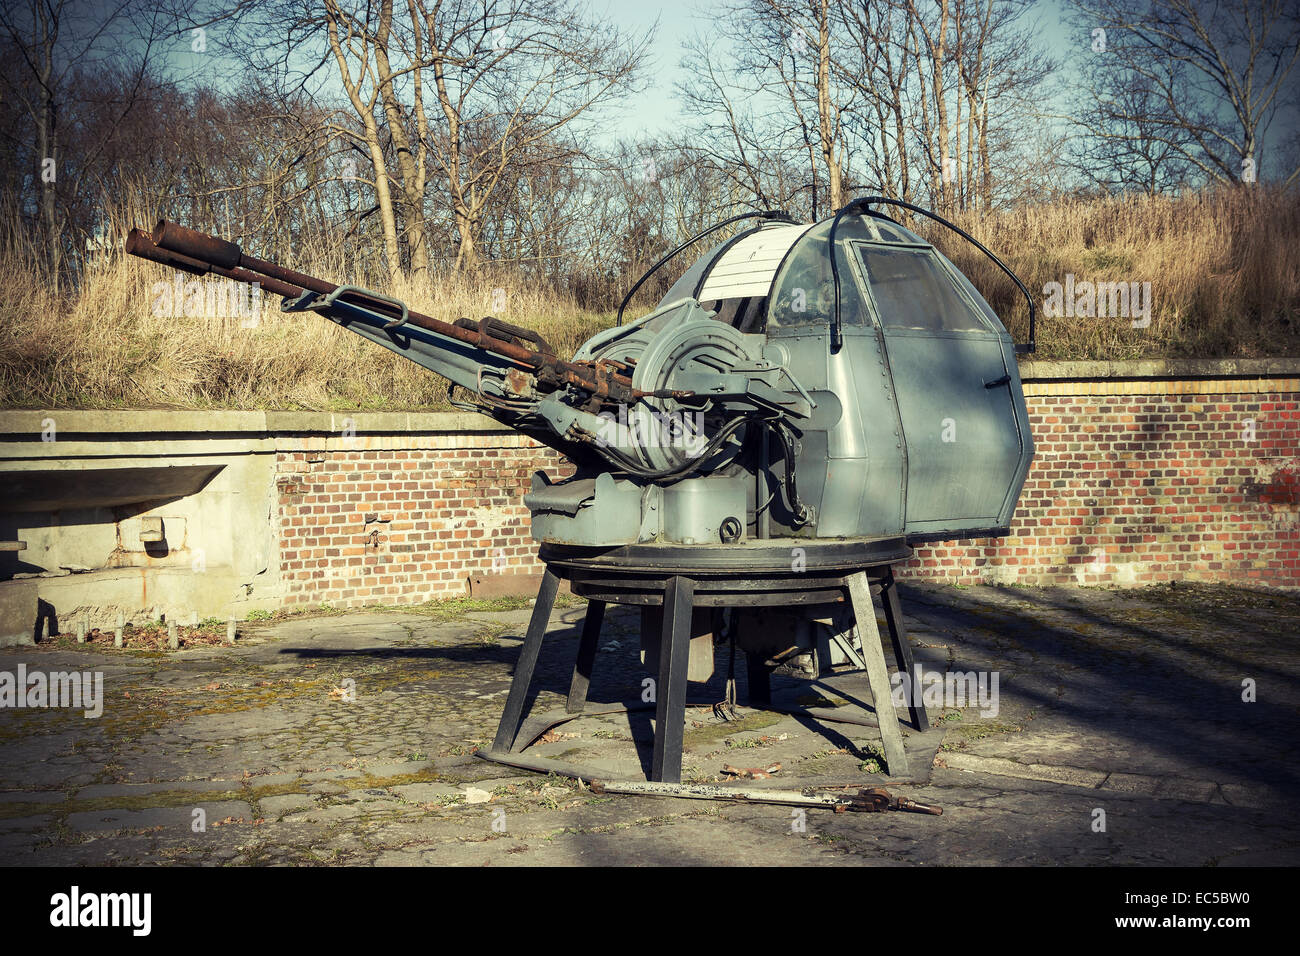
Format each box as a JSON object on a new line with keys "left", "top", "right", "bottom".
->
{"left": 128, "top": 201, "right": 1034, "bottom": 549}
{"left": 126, "top": 199, "right": 1038, "bottom": 784}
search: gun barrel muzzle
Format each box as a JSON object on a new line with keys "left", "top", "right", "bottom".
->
{"left": 152, "top": 220, "right": 243, "bottom": 270}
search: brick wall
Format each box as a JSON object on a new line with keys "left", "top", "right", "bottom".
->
{"left": 273, "top": 374, "right": 1299, "bottom": 607}
{"left": 900, "top": 378, "right": 1299, "bottom": 587}
{"left": 275, "top": 432, "right": 572, "bottom": 608}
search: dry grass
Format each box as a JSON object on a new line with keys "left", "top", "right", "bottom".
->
{"left": 928, "top": 186, "right": 1300, "bottom": 360}
{"left": 0, "top": 206, "right": 613, "bottom": 410}
{"left": 1, "top": 187, "right": 1297, "bottom": 411}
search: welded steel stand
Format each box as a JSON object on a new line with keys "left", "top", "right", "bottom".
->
{"left": 487, "top": 539, "right": 925, "bottom": 784}
{"left": 490, "top": 569, "right": 561, "bottom": 755}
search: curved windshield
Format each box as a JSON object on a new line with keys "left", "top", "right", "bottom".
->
{"left": 855, "top": 245, "right": 995, "bottom": 333}
{"left": 766, "top": 217, "right": 873, "bottom": 331}
{"left": 934, "top": 248, "right": 1007, "bottom": 332}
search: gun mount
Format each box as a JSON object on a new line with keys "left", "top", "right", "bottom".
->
{"left": 128, "top": 201, "right": 1033, "bottom": 551}
{"left": 126, "top": 199, "right": 1037, "bottom": 785}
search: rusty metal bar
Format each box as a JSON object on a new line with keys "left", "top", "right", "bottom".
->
{"left": 138, "top": 220, "right": 638, "bottom": 403}
{"left": 472, "top": 749, "right": 941, "bottom": 813}
{"left": 125, "top": 229, "right": 305, "bottom": 299}
{"left": 589, "top": 780, "right": 942, "bottom": 814}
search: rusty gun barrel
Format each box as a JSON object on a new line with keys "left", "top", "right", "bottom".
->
{"left": 125, "top": 229, "right": 305, "bottom": 299}
{"left": 134, "top": 220, "right": 636, "bottom": 403}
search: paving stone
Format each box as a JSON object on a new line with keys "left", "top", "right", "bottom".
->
{"left": 942, "top": 753, "right": 1109, "bottom": 788}
{"left": 0, "top": 790, "right": 66, "bottom": 805}
{"left": 0, "top": 814, "right": 52, "bottom": 831}
{"left": 0, "top": 584, "right": 1296, "bottom": 865}
{"left": 1218, "top": 782, "right": 1277, "bottom": 809}
{"left": 388, "top": 782, "right": 462, "bottom": 803}
{"left": 66, "top": 800, "right": 254, "bottom": 833}
{"left": 258, "top": 793, "right": 318, "bottom": 817}
{"left": 1100, "top": 771, "right": 1162, "bottom": 795}
{"left": 75, "top": 779, "right": 238, "bottom": 800}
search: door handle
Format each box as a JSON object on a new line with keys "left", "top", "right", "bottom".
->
{"left": 984, "top": 374, "right": 1011, "bottom": 389}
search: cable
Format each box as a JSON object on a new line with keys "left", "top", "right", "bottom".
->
{"left": 828, "top": 195, "right": 1038, "bottom": 353}
{"left": 750, "top": 417, "right": 811, "bottom": 526}
{"left": 617, "top": 210, "right": 797, "bottom": 326}
{"left": 582, "top": 414, "right": 752, "bottom": 482}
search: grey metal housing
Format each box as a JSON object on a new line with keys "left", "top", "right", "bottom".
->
{"left": 522, "top": 210, "right": 1034, "bottom": 547}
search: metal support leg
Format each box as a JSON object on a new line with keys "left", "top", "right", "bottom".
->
{"left": 845, "top": 571, "right": 909, "bottom": 776}
{"left": 880, "top": 568, "right": 929, "bottom": 731}
{"left": 491, "top": 568, "right": 561, "bottom": 754}
{"left": 651, "top": 576, "right": 694, "bottom": 783}
{"left": 566, "top": 599, "right": 606, "bottom": 714}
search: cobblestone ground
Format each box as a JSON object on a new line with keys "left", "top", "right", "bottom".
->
{"left": 1, "top": 583, "right": 1297, "bottom": 866}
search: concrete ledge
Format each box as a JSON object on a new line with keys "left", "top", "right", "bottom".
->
{"left": 940, "top": 751, "right": 1273, "bottom": 809}
{"left": 3, "top": 360, "right": 1297, "bottom": 435}
{"left": 263, "top": 411, "right": 508, "bottom": 434}
{"left": 1018, "top": 357, "right": 1300, "bottom": 381}
{"left": 0, "top": 409, "right": 510, "bottom": 437}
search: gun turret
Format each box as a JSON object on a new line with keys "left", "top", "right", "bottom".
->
{"left": 126, "top": 199, "right": 1034, "bottom": 552}
{"left": 126, "top": 222, "right": 816, "bottom": 546}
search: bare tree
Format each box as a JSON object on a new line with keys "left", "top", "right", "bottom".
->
{"left": 0, "top": 0, "right": 180, "bottom": 275}
{"left": 413, "top": 0, "right": 650, "bottom": 270}
{"left": 319, "top": 0, "right": 404, "bottom": 275}
{"left": 1070, "top": 0, "right": 1300, "bottom": 187}
{"left": 679, "top": 0, "right": 857, "bottom": 218}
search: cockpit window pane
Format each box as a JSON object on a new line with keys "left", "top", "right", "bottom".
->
{"left": 856, "top": 245, "right": 993, "bottom": 332}
{"left": 766, "top": 218, "right": 870, "bottom": 330}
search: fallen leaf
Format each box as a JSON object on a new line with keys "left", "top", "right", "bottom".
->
{"left": 722, "top": 763, "right": 783, "bottom": 780}
{"left": 538, "top": 730, "right": 579, "bottom": 744}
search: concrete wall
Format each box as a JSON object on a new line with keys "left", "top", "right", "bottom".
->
{"left": 0, "top": 359, "right": 1296, "bottom": 638}
{"left": 0, "top": 412, "right": 284, "bottom": 639}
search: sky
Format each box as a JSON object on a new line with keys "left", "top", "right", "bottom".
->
{"left": 166, "top": 0, "right": 711, "bottom": 139}
{"left": 168, "top": 0, "right": 1079, "bottom": 142}
{"left": 154, "top": 0, "right": 1292, "bottom": 178}
{"left": 592, "top": 0, "right": 701, "bottom": 135}
{"left": 584, "top": 0, "right": 1079, "bottom": 140}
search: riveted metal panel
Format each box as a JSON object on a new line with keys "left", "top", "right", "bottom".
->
{"left": 881, "top": 330, "right": 1024, "bottom": 530}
